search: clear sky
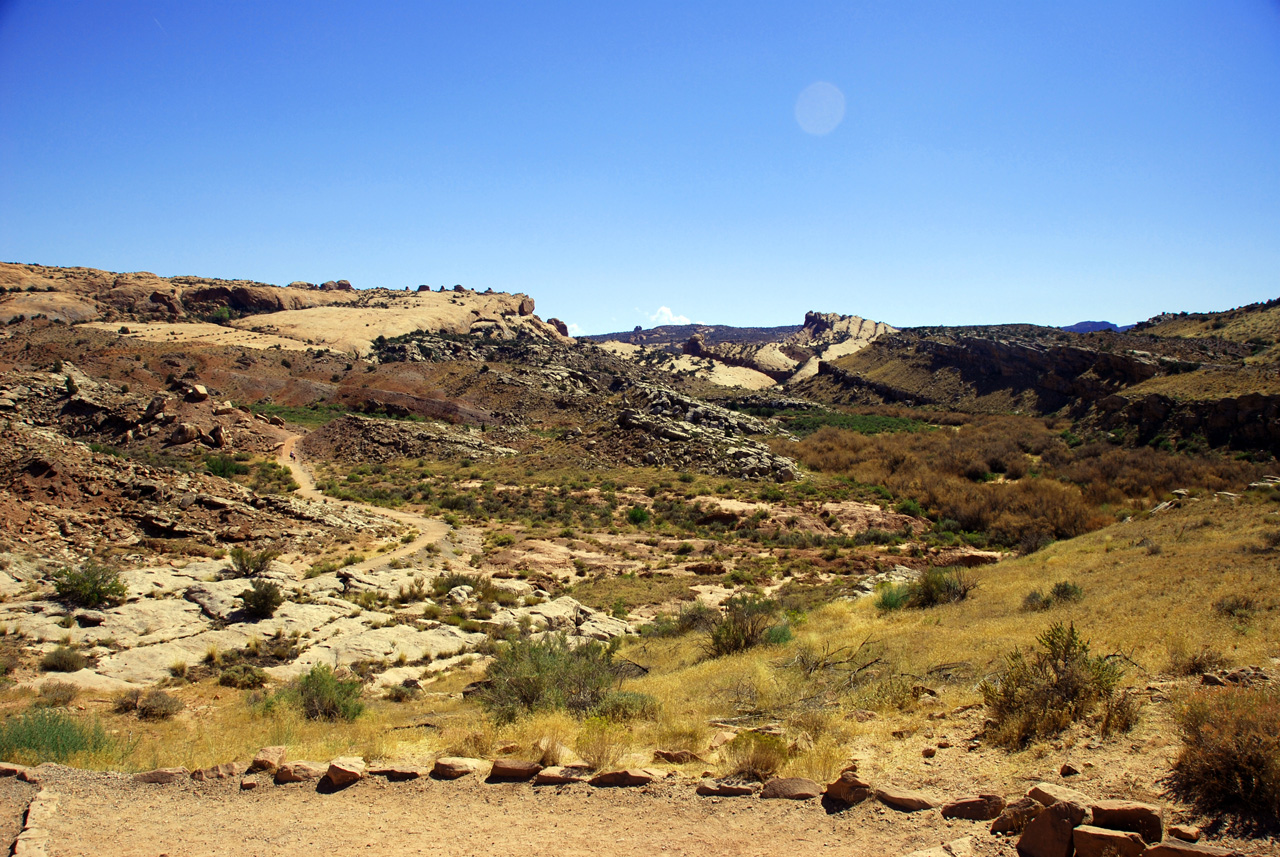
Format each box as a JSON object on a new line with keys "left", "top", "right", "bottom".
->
{"left": 1, "top": 2, "right": 1278, "bottom": 334}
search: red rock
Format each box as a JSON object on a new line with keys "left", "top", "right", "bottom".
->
{"left": 589, "top": 769, "right": 655, "bottom": 787}
{"left": 1168, "top": 824, "right": 1202, "bottom": 843}
{"left": 653, "top": 749, "right": 704, "bottom": 764}
{"left": 0, "top": 763, "right": 28, "bottom": 778}
{"left": 1028, "top": 782, "right": 1092, "bottom": 812}
{"left": 1089, "top": 799, "right": 1162, "bottom": 843}
{"left": 991, "top": 797, "right": 1043, "bottom": 835}
{"left": 246, "top": 746, "right": 286, "bottom": 774}
{"left": 324, "top": 756, "right": 365, "bottom": 788}
{"left": 274, "top": 762, "right": 326, "bottom": 784}
{"left": 825, "top": 770, "right": 873, "bottom": 806}
{"left": 191, "top": 762, "right": 239, "bottom": 782}
{"left": 133, "top": 767, "right": 189, "bottom": 785}
{"left": 488, "top": 759, "right": 542, "bottom": 781}
{"left": 533, "top": 766, "right": 591, "bottom": 785}
{"left": 432, "top": 757, "right": 485, "bottom": 779}
{"left": 1072, "top": 824, "right": 1145, "bottom": 857}
{"left": 941, "top": 794, "right": 1006, "bottom": 821}
{"left": 368, "top": 765, "right": 424, "bottom": 782}
{"left": 875, "top": 786, "right": 937, "bottom": 812}
{"left": 1142, "top": 843, "right": 1240, "bottom": 856}
{"left": 760, "top": 777, "right": 822, "bottom": 800}
{"left": 1016, "top": 801, "right": 1082, "bottom": 857}
{"left": 239, "top": 778, "right": 257, "bottom": 790}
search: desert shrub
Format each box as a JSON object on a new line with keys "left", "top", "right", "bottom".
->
{"left": 51, "top": 561, "right": 126, "bottom": 608}
{"left": 40, "top": 647, "right": 86, "bottom": 673}
{"left": 1168, "top": 645, "right": 1228, "bottom": 677}
{"left": 1022, "top": 590, "right": 1051, "bottom": 612}
{"left": 384, "top": 684, "right": 418, "bottom": 703}
{"left": 1214, "top": 594, "right": 1256, "bottom": 622}
{"left": 238, "top": 579, "right": 284, "bottom": 619}
{"left": 575, "top": 716, "right": 632, "bottom": 770}
{"left": 627, "top": 506, "right": 650, "bottom": 526}
{"left": 905, "top": 567, "right": 977, "bottom": 608}
{"left": 227, "top": 546, "right": 279, "bottom": 579}
{"left": 219, "top": 664, "right": 268, "bottom": 689}
{"left": 296, "top": 663, "right": 364, "bottom": 722}
{"left": 113, "top": 688, "right": 143, "bottom": 713}
{"left": 205, "top": 454, "right": 249, "bottom": 478}
{"left": 705, "top": 594, "right": 780, "bottom": 657}
{"left": 874, "top": 582, "right": 910, "bottom": 612}
{"left": 1049, "top": 581, "right": 1085, "bottom": 604}
{"left": 478, "top": 635, "right": 619, "bottom": 723}
{"left": 1171, "top": 686, "right": 1280, "bottom": 819}
{"left": 0, "top": 709, "right": 112, "bottom": 764}
{"left": 980, "top": 622, "right": 1127, "bottom": 748}
{"left": 719, "top": 732, "right": 789, "bottom": 782}
{"left": 641, "top": 600, "right": 716, "bottom": 637}
{"left": 35, "top": 682, "right": 78, "bottom": 708}
{"left": 136, "top": 690, "right": 183, "bottom": 720}
{"left": 592, "top": 690, "right": 658, "bottom": 722}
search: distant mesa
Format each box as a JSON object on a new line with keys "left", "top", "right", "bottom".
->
{"left": 1061, "top": 321, "right": 1133, "bottom": 334}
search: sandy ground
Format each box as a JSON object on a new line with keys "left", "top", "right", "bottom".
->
{"left": 29, "top": 768, "right": 1014, "bottom": 857}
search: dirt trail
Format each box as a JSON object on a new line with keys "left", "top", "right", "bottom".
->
{"left": 31, "top": 769, "right": 1006, "bottom": 857}
{"left": 277, "top": 433, "right": 450, "bottom": 574}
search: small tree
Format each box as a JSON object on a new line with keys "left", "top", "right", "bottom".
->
{"left": 227, "top": 546, "right": 279, "bottom": 578}
{"left": 297, "top": 663, "right": 364, "bottom": 721}
{"left": 705, "top": 594, "right": 781, "bottom": 657}
{"left": 239, "top": 579, "right": 284, "bottom": 619}
{"left": 52, "top": 561, "right": 126, "bottom": 608}
{"left": 478, "top": 635, "right": 620, "bottom": 723}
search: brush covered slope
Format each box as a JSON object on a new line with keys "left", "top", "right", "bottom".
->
{"left": 0, "top": 263, "right": 1276, "bottom": 856}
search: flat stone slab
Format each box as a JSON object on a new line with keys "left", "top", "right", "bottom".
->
{"left": 760, "top": 777, "right": 822, "bottom": 800}
{"left": 696, "top": 780, "right": 757, "bottom": 797}
{"left": 875, "top": 786, "right": 936, "bottom": 812}
{"left": 432, "top": 757, "right": 486, "bottom": 779}
{"left": 534, "top": 766, "right": 592, "bottom": 785}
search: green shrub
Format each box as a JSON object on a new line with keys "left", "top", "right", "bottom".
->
{"left": 627, "top": 506, "right": 650, "bottom": 526}
{"left": 40, "top": 647, "right": 86, "bottom": 673}
{"left": 219, "top": 664, "right": 269, "bottom": 689}
{"left": 51, "top": 561, "right": 126, "bottom": 608}
{"left": 593, "top": 690, "right": 659, "bottom": 722}
{"left": 238, "top": 579, "right": 284, "bottom": 619}
{"left": 113, "top": 688, "right": 143, "bottom": 713}
{"left": 906, "top": 567, "right": 977, "bottom": 608}
{"left": 1172, "top": 686, "right": 1280, "bottom": 818}
{"left": 874, "top": 582, "right": 910, "bottom": 612}
{"left": 136, "top": 690, "right": 183, "bottom": 720}
{"left": 1022, "top": 590, "right": 1051, "bottom": 612}
{"left": 205, "top": 454, "right": 249, "bottom": 478}
{"left": 705, "top": 594, "right": 780, "bottom": 657}
{"left": 1049, "top": 581, "right": 1085, "bottom": 604}
{"left": 0, "top": 709, "right": 113, "bottom": 764}
{"left": 719, "top": 732, "right": 789, "bottom": 782}
{"left": 764, "top": 623, "right": 794, "bottom": 645}
{"left": 478, "top": 635, "right": 619, "bottom": 723}
{"left": 227, "top": 546, "right": 279, "bottom": 578}
{"left": 980, "top": 622, "right": 1129, "bottom": 748}
{"left": 297, "top": 663, "right": 364, "bottom": 721}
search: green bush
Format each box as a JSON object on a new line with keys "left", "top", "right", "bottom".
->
{"left": 1172, "top": 686, "right": 1280, "bottom": 818}
{"left": 40, "top": 647, "right": 86, "bottom": 673}
{"left": 51, "top": 561, "right": 126, "bottom": 607}
{"left": 219, "top": 664, "right": 268, "bottom": 689}
{"left": 874, "top": 582, "right": 910, "bottom": 612}
{"left": 227, "top": 547, "right": 279, "bottom": 578}
{"left": 239, "top": 579, "right": 284, "bottom": 619}
{"left": 1023, "top": 581, "right": 1085, "bottom": 612}
{"left": 906, "top": 567, "right": 977, "bottom": 608}
{"left": 593, "top": 690, "right": 659, "bottom": 722}
{"left": 0, "top": 709, "right": 113, "bottom": 764}
{"left": 34, "top": 682, "right": 78, "bottom": 708}
{"left": 980, "top": 622, "right": 1129, "bottom": 748}
{"left": 705, "top": 594, "right": 780, "bottom": 657}
{"left": 478, "top": 635, "right": 619, "bottom": 723}
{"left": 297, "top": 663, "right": 364, "bottom": 721}
{"left": 206, "top": 454, "right": 249, "bottom": 478}
{"left": 136, "top": 690, "right": 183, "bottom": 720}
{"left": 627, "top": 506, "right": 650, "bottom": 526}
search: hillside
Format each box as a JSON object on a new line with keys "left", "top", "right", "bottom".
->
{"left": 0, "top": 263, "right": 1276, "bottom": 856}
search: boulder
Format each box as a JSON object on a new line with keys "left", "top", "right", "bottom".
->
{"left": 1089, "top": 799, "right": 1162, "bottom": 843}
{"left": 941, "top": 794, "right": 1007, "bottom": 821}
{"left": 1028, "top": 782, "right": 1092, "bottom": 812}
{"left": 133, "top": 767, "right": 189, "bottom": 784}
{"left": 1017, "top": 801, "right": 1084, "bottom": 857}
{"left": 695, "top": 780, "right": 757, "bottom": 797}
{"left": 1168, "top": 825, "right": 1202, "bottom": 843}
{"left": 274, "top": 762, "right": 326, "bottom": 784}
{"left": 432, "top": 757, "right": 486, "bottom": 779}
{"left": 1072, "top": 824, "right": 1145, "bottom": 857}
{"left": 534, "top": 765, "right": 591, "bottom": 785}
{"left": 240, "top": 778, "right": 258, "bottom": 790}
{"left": 875, "top": 786, "right": 937, "bottom": 812}
{"left": 488, "top": 759, "right": 542, "bottom": 781}
{"left": 589, "top": 769, "right": 655, "bottom": 788}
{"left": 0, "top": 763, "right": 28, "bottom": 779}
{"left": 547, "top": 318, "right": 569, "bottom": 336}
{"left": 324, "top": 757, "right": 365, "bottom": 788}
{"left": 169, "top": 423, "right": 201, "bottom": 445}
{"left": 1142, "top": 843, "right": 1239, "bottom": 856}
{"left": 761, "top": 777, "right": 823, "bottom": 800}
{"left": 246, "top": 746, "right": 286, "bottom": 774}
{"left": 825, "top": 769, "right": 873, "bottom": 806}
{"left": 190, "top": 762, "right": 239, "bottom": 782}
{"left": 653, "top": 749, "right": 703, "bottom": 765}
{"left": 990, "top": 796, "right": 1045, "bottom": 835}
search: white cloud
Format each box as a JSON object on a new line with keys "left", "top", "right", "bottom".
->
{"left": 567, "top": 322, "right": 585, "bottom": 336}
{"left": 648, "top": 306, "right": 690, "bottom": 326}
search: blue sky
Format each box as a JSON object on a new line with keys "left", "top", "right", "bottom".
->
{"left": 1, "top": 2, "right": 1278, "bottom": 334}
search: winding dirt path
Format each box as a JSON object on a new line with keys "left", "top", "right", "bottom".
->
{"left": 277, "top": 433, "right": 450, "bottom": 573}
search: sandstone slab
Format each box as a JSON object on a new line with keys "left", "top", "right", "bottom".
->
{"left": 695, "top": 780, "right": 757, "bottom": 797}
{"left": 325, "top": 756, "right": 365, "bottom": 788}
{"left": 432, "top": 757, "right": 486, "bottom": 779}
{"left": 1089, "top": 799, "right": 1162, "bottom": 843}
{"left": 133, "top": 767, "right": 189, "bottom": 785}
{"left": 1017, "top": 801, "right": 1085, "bottom": 857}
{"left": 534, "top": 765, "right": 591, "bottom": 785}
{"left": 761, "top": 777, "right": 822, "bottom": 800}
{"left": 825, "top": 770, "right": 873, "bottom": 806}
{"left": 274, "top": 762, "right": 326, "bottom": 784}
{"left": 875, "top": 786, "right": 936, "bottom": 812}
{"left": 1072, "top": 824, "right": 1145, "bottom": 857}
{"left": 488, "top": 760, "right": 542, "bottom": 781}
{"left": 941, "top": 794, "right": 1006, "bottom": 821}
{"left": 589, "top": 769, "right": 655, "bottom": 788}
{"left": 246, "top": 746, "right": 287, "bottom": 774}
